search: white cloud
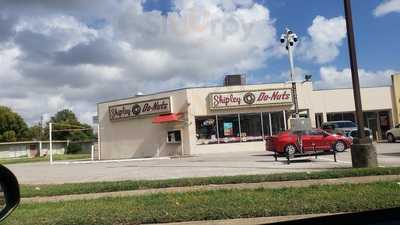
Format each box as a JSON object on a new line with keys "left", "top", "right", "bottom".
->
{"left": 374, "top": 0, "right": 400, "bottom": 17}
{"left": 298, "top": 16, "right": 347, "bottom": 64}
{"left": 265, "top": 67, "right": 310, "bottom": 82}
{"left": 0, "top": 0, "right": 280, "bottom": 125}
{"left": 256, "top": 67, "right": 310, "bottom": 85}
{"left": 279, "top": 67, "right": 310, "bottom": 82}
{"left": 315, "top": 66, "right": 398, "bottom": 89}
{"left": 15, "top": 15, "right": 98, "bottom": 52}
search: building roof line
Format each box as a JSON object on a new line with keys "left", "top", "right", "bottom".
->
{"left": 97, "top": 81, "right": 392, "bottom": 105}
{"left": 313, "top": 85, "right": 391, "bottom": 91}
{"left": 96, "top": 81, "right": 300, "bottom": 105}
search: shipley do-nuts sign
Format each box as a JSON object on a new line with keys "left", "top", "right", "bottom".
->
{"left": 209, "top": 89, "right": 293, "bottom": 110}
{"left": 109, "top": 97, "right": 171, "bottom": 121}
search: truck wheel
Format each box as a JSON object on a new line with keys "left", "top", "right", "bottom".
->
{"left": 387, "top": 133, "right": 395, "bottom": 143}
{"left": 285, "top": 144, "right": 297, "bottom": 158}
{"left": 333, "top": 141, "right": 346, "bottom": 152}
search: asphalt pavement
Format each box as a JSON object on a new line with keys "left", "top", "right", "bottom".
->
{"left": 6, "top": 143, "right": 400, "bottom": 185}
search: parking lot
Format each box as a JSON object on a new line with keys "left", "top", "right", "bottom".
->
{"left": 6, "top": 143, "right": 400, "bottom": 185}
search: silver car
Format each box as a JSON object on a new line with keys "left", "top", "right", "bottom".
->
{"left": 385, "top": 124, "right": 400, "bottom": 142}
{"left": 321, "top": 121, "right": 374, "bottom": 140}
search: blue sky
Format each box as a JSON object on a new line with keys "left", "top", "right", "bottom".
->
{"left": 265, "top": 0, "right": 399, "bottom": 83}
{"left": 142, "top": 0, "right": 400, "bottom": 85}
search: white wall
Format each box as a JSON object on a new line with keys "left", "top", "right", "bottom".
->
{"left": 311, "top": 87, "right": 393, "bottom": 113}
{"left": 98, "top": 90, "right": 190, "bottom": 160}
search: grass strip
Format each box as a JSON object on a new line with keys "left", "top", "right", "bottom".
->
{"left": 0, "top": 154, "right": 90, "bottom": 165}
{"left": 20, "top": 166, "right": 400, "bottom": 198}
{"left": 6, "top": 181, "right": 400, "bottom": 225}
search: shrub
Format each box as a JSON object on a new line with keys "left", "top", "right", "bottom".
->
{"left": 2, "top": 131, "right": 17, "bottom": 142}
{"left": 66, "top": 143, "right": 82, "bottom": 154}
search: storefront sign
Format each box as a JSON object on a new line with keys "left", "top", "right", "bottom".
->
{"left": 209, "top": 89, "right": 292, "bottom": 110}
{"left": 109, "top": 97, "right": 171, "bottom": 121}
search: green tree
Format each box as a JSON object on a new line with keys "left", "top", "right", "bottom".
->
{"left": 0, "top": 106, "right": 29, "bottom": 142}
{"left": 27, "top": 124, "right": 45, "bottom": 141}
{"left": 2, "top": 130, "right": 17, "bottom": 142}
{"left": 48, "top": 109, "right": 95, "bottom": 141}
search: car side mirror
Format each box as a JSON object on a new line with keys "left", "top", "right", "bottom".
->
{"left": 0, "top": 165, "right": 20, "bottom": 222}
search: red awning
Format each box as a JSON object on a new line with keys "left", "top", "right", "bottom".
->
{"left": 152, "top": 113, "right": 183, "bottom": 124}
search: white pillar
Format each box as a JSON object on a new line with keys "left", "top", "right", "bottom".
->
{"left": 180, "top": 128, "right": 184, "bottom": 156}
{"left": 269, "top": 113, "right": 273, "bottom": 135}
{"left": 260, "top": 113, "right": 265, "bottom": 138}
{"left": 97, "top": 124, "right": 101, "bottom": 161}
{"left": 91, "top": 145, "right": 94, "bottom": 161}
{"left": 39, "top": 141, "right": 42, "bottom": 156}
{"left": 283, "top": 110, "right": 287, "bottom": 130}
{"left": 49, "top": 123, "right": 53, "bottom": 164}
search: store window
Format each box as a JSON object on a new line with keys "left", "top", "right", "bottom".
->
{"left": 240, "top": 113, "right": 262, "bottom": 142}
{"left": 167, "top": 130, "right": 181, "bottom": 143}
{"left": 315, "top": 113, "right": 323, "bottom": 128}
{"left": 271, "top": 111, "right": 285, "bottom": 135}
{"left": 327, "top": 112, "right": 355, "bottom": 122}
{"left": 364, "top": 112, "right": 378, "bottom": 140}
{"left": 262, "top": 112, "right": 271, "bottom": 137}
{"left": 343, "top": 112, "right": 355, "bottom": 122}
{"left": 218, "top": 114, "right": 240, "bottom": 143}
{"left": 195, "top": 116, "right": 218, "bottom": 145}
{"left": 327, "top": 113, "right": 342, "bottom": 121}
{"left": 379, "top": 111, "right": 391, "bottom": 139}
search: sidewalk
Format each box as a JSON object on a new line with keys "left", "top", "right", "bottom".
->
{"left": 147, "top": 213, "right": 341, "bottom": 225}
{"left": 21, "top": 175, "right": 400, "bottom": 204}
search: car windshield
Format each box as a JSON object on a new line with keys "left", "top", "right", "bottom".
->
{"left": 336, "top": 122, "right": 357, "bottom": 128}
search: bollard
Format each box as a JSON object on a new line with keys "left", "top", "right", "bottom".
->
{"left": 91, "top": 145, "right": 94, "bottom": 161}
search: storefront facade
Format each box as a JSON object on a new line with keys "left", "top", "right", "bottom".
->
{"left": 97, "top": 74, "right": 399, "bottom": 160}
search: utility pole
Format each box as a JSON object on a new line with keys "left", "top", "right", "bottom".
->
{"left": 281, "top": 28, "right": 299, "bottom": 118}
{"left": 343, "top": 0, "right": 378, "bottom": 167}
{"left": 40, "top": 114, "right": 44, "bottom": 140}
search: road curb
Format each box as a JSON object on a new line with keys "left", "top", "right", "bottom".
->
{"left": 146, "top": 213, "right": 342, "bottom": 225}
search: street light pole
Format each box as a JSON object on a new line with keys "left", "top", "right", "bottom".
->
{"left": 343, "top": 0, "right": 378, "bottom": 168}
{"left": 344, "top": 0, "right": 365, "bottom": 139}
{"left": 281, "top": 28, "right": 299, "bottom": 118}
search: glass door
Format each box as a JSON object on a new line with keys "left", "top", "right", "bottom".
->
{"left": 378, "top": 111, "right": 391, "bottom": 139}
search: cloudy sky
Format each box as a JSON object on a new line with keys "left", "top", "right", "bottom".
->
{"left": 0, "top": 0, "right": 399, "bottom": 125}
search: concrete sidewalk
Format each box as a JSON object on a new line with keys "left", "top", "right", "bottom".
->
{"left": 147, "top": 213, "right": 340, "bottom": 225}
{"left": 22, "top": 175, "right": 400, "bottom": 204}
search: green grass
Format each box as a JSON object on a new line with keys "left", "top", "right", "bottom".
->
{"left": 0, "top": 154, "right": 90, "bottom": 165}
{"left": 6, "top": 181, "right": 400, "bottom": 225}
{"left": 20, "top": 166, "right": 400, "bottom": 198}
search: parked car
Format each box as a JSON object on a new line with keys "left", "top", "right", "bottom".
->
{"left": 321, "top": 121, "right": 373, "bottom": 140}
{"left": 386, "top": 124, "right": 400, "bottom": 142}
{"left": 265, "top": 129, "right": 352, "bottom": 156}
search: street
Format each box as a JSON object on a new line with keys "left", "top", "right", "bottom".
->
{"left": 5, "top": 143, "right": 399, "bottom": 185}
